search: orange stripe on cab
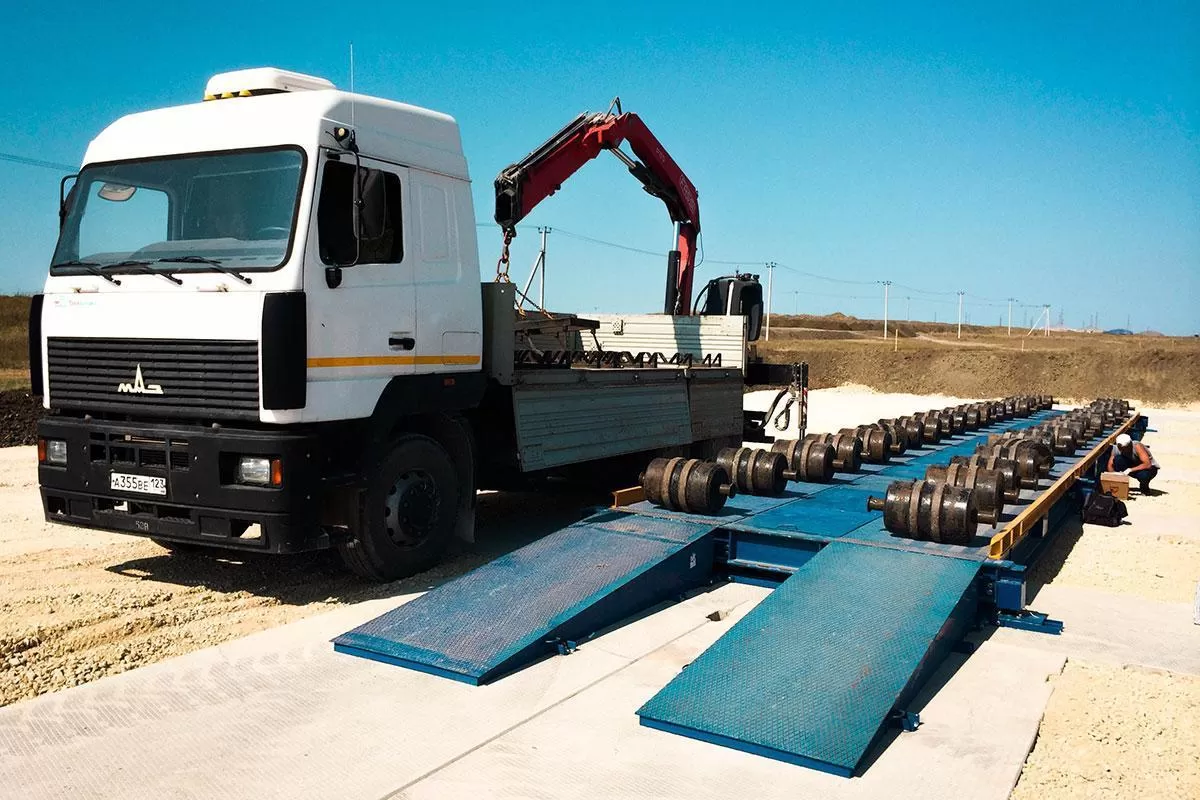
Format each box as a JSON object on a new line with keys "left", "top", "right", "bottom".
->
{"left": 306, "top": 354, "right": 480, "bottom": 368}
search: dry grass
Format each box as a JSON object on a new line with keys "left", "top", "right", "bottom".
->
{"left": 0, "top": 371, "right": 27, "bottom": 392}
{"left": 759, "top": 319, "right": 1200, "bottom": 405}
{"left": 0, "top": 296, "right": 29, "bottom": 374}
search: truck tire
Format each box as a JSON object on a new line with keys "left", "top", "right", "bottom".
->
{"left": 339, "top": 434, "right": 461, "bottom": 582}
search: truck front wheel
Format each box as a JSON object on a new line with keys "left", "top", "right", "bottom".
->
{"left": 338, "top": 434, "right": 461, "bottom": 581}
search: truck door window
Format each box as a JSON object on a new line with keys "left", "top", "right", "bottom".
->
{"left": 317, "top": 160, "right": 404, "bottom": 265}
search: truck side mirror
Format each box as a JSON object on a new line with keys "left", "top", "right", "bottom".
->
{"left": 59, "top": 175, "right": 78, "bottom": 231}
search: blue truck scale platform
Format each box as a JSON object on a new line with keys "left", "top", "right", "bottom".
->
{"left": 334, "top": 405, "right": 1145, "bottom": 777}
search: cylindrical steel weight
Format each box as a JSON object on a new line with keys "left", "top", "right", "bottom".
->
{"left": 924, "top": 463, "right": 1005, "bottom": 525}
{"left": 897, "top": 416, "right": 926, "bottom": 447}
{"left": 874, "top": 420, "right": 909, "bottom": 454}
{"left": 641, "top": 457, "right": 735, "bottom": 514}
{"left": 937, "top": 410, "right": 959, "bottom": 435}
{"left": 974, "top": 441, "right": 1046, "bottom": 487}
{"left": 865, "top": 479, "right": 978, "bottom": 545}
{"left": 716, "top": 447, "right": 796, "bottom": 496}
{"left": 771, "top": 439, "right": 835, "bottom": 483}
{"left": 805, "top": 433, "right": 862, "bottom": 473}
{"left": 912, "top": 413, "right": 942, "bottom": 444}
{"left": 949, "top": 454, "right": 1020, "bottom": 503}
{"left": 842, "top": 426, "right": 892, "bottom": 463}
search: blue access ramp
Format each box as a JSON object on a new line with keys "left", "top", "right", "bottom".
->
{"left": 334, "top": 511, "right": 718, "bottom": 684}
{"left": 637, "top": 541, "right": 981, "bottom": 776}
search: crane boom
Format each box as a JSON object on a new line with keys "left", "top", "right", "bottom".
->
{"left": 494, "top": 107, "right": 700, "bottom": 314}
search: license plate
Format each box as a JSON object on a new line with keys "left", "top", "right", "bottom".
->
{"left": 110, "top": 472, "right": 167, "bottom": 496}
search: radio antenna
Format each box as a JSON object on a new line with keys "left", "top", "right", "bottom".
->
{"left": 349, "top": 42, "right": 355, "bottom": 127}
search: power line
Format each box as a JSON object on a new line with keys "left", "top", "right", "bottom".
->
{"left": 475, "top": 222, "right": 1039, "bottom": 308}
{"left": 0, "top": 151, "right": 76, "bottom": 172}
{"left": 890, "top": 281, "right": 958, "bottom": 298}
{"left": 552, "top": 227, "right": 666, "bottom": 258}
{"left": 774, "top": 262, "right": 877, "bottom": 286}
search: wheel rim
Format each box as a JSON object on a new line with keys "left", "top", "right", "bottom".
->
{"left": 384, "top": 469, "right": 439, "bottom": 548}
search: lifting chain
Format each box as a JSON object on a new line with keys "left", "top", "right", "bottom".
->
{"left": 494, "top": 228, "right": 515, "bottom": 283}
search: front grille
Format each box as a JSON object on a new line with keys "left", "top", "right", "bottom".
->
{"left": 89, "top": 433, "right": 191, "bottom": 471}
{"left": 48, "top": 338, "right": 259, "bottom": 421}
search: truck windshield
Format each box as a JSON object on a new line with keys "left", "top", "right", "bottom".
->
{"left": 51, "top": 147, "right": 305, "bottom": 274}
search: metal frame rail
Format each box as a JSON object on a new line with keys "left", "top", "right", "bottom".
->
{"left": 987, "top": 412, "right": 1142, "bottom": 558}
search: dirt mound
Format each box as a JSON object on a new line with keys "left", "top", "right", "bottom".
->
{"left": 773, "top": 315, "right": 923, "bottom": 338}
{"left": 762, "top": 336, "right": 1200, "bottom": 406}
{"left": 0, "top": 391, "right": 40, "bottom": 447}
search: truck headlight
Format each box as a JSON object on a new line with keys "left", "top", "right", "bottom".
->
{"left": 40, "top": 439, "right": 68, "bottom": 465}
{"left": 236, "top": 456, "right": 282, "bottom": 486}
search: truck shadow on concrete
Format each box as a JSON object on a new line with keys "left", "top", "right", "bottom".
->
{"left": 103, "top": 488, "right": 606, "bottom": 607}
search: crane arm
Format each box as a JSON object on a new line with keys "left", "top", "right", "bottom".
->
{"left": 493, "top": 108, "right": 700, "bottom": 314}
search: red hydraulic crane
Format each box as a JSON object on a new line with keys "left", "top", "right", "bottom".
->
{"left": 493, "top": 102, "right": 700, "bottom": 315}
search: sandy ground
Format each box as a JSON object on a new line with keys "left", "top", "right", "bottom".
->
{"left": 1010, "top": 405, "right": 1200, "bottom": 800}
{"left": 1, "top": 390, "right": 1197, "bottom": 799}
{"left": 0, "top": 451, "right": 599, "bottom": 706}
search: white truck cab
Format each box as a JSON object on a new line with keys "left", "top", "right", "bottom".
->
{"left": 32, "top": 69, "right": 788, "bottom": 580}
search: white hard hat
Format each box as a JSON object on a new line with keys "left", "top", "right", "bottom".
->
{"left": 1116, "top": 433, "right": 1133, "bottom": 447}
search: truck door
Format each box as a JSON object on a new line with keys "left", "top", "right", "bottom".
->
{"left": 409, "top": 171, "right": 483, "bottom": 375}
{"left": 305, "top": 153, "right": 416, "bottom": 421}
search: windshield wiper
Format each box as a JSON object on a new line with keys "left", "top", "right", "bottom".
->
{"left": 50, "top": 259, "right": 122, "bottom": 285}
{"left": 156, "top": 256, "right": 252, "bottom": 284}
{"left": 102, "top": 260, "right": 183, "bottom": 286}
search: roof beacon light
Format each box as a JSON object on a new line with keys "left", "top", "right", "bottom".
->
{"left": 203, "top": 68, "right": 335, "bottom": 101}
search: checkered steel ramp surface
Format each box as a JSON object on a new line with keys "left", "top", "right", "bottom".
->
{"left": 334, "top": 514, "right": 718, "bottom": 684}
{"left": 637, "top": 541, "right": 981, "bottom": 776}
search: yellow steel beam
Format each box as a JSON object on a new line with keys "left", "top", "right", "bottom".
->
{"left": 987, "top": 412, "right": 1142, "bottom": 559}
{"left": 611, "top": 485, "right": 646, "bottom": 507}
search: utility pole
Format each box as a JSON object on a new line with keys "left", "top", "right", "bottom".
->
{"left": 956, "top": 291, "right": 965, "bottom": 339}
{"left": 1044, "top": 304, "right": 1051, "bottom": 337}
{"left": 764, "top": 261, "right": 776, "bottom": 341}
{"left": 880, "top": 280, "right": 892, "bottom": 339}
{"left": 538, "top": 226, "right": 550, "bottom": 308}
{"left": 1006, "top": 297, "right": 1017, "bottom": 336}
{"left": 520, "top": 227, "right": 552, "bottom": 308}
{"left": 905, "top": 296, "right": 911, "bottom": 322}
{"left": 790, "top": 289, "right": 801, "bottom": 314}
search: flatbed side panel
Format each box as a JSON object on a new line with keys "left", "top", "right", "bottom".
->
{"left": 637, "top": 542, "right": 981, "bottom": 776}
{"left": 512, "top": 371, "right": 692, "bottom": 471}
{"left": 688, "top": 370, "right": 744, "bottom": 442}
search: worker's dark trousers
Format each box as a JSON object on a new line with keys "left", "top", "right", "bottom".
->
{"left": 1129, "top": 466, "right": 1159, "bottom": 491}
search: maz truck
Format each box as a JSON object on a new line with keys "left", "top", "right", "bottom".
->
{"left": 30, "top": 68, "right": 794, "bottom": 580}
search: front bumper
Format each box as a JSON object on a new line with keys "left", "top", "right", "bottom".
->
{"left": 37, "top": 416, "right": 329, "bottom": 553}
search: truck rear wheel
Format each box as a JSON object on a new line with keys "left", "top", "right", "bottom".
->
{"left": 338, "top": 434, "right": 461, "bottom": 582}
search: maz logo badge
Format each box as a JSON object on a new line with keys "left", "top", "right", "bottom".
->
{"left": 117, "top": 364, "right": 163, "bottom": 395}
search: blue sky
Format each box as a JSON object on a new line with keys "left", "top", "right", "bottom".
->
{"left": 1, "top": 1, "right": 1196, "bottom": 333}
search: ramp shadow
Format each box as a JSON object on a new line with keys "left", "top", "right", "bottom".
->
{"left": 856, "top": 625, "right": 999, "bottom": 774}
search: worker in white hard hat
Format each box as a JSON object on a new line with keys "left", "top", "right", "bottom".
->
{"left": 1106, "top": 433, "right": 1159, "bottom": 493}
